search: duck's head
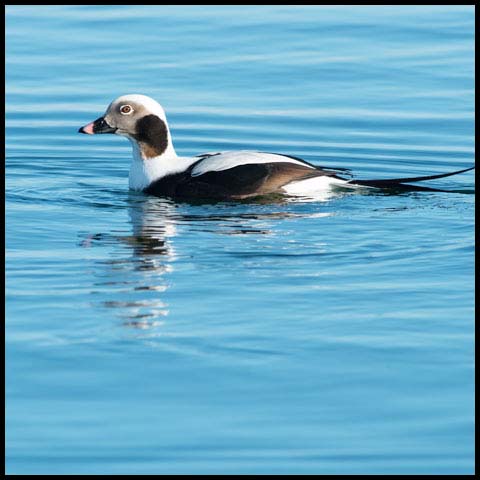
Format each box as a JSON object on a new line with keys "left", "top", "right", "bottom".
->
{"left": 78, "top": 94, "right": 175, "bottom": 159}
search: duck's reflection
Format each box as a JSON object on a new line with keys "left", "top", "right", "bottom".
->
{"left": 126, "top": 195, "right": 178, "bottom": 261}
{"left": 81, "top": 195, "right": 177, "bottom": 329}
{"left": 84, "top": 190, "right": 341, "bottom": 329}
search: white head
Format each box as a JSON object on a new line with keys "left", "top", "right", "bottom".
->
{"left": 79, "top": 94, "right": 177, "bottom": 159}
{"left": 79, "top": 94, "right": 181, "bottom": 190}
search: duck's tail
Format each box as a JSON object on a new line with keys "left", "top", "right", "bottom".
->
{"left": 347, "top": 166, "right": 475, "bottom": 192}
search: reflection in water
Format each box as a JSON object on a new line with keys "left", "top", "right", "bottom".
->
{"left": 81, "top": 195, "right": 179, "bottom": 329}
{"left": 80, "top": 182, "right": 469, "bottom": 329}
{"left": 82, "top": 189, "right": 344, "bottom": 329}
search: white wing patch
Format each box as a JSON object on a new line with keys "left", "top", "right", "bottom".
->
{"left": 190, "top": 151, "right": 316, "bottom": 177}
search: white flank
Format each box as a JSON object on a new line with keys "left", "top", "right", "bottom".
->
{"left": 282, "top": 175, "right": 349, "bottom": 196}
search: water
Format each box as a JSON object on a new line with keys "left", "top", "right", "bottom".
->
{"left": 5, "top": 5, "right": 475, "bottom": 475}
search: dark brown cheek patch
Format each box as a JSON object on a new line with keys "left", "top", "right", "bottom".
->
{"left": 139, "top": 142, "right": 162, "bottom": 159}
{"left": 133, "top": 114, "right": 168, "bottom": 158}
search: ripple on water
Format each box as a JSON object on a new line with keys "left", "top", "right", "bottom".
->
{"left": 5, "top": 5, "right": 474, "bottom": 475}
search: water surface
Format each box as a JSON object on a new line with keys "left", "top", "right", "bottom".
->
{"left": 5, "top": 5, "right": 475, "bottom": 474}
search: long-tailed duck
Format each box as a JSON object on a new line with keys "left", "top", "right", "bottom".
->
{"left": 79, "top": 94, "right": 474, "bottom": 200}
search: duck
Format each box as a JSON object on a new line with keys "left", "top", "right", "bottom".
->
{"left": 79, "top": 94, "right": 474, "bottom": 200}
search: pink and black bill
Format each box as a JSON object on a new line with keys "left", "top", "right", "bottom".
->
{"left": 78, "top": 117, "right": 117, "bottom": 135}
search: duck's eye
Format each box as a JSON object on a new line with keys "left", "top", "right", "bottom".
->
{"left": 120, "top": 105, "right": 133, "bottom": 115}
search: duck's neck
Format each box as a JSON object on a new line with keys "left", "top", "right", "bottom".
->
{"left": 128, "top": 140, "right": 194, "bottom": 191}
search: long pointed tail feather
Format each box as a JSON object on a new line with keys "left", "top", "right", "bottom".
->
{"left": 348, "top": 165, "right": 475, "bottom": 189}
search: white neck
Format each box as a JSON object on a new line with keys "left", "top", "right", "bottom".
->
{"left": 128, "top": 140, "right": 196, "bottom": 191}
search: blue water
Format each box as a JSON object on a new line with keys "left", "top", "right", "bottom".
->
{"left": 5, "top": 5, "right": 475, "bottom": 475}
